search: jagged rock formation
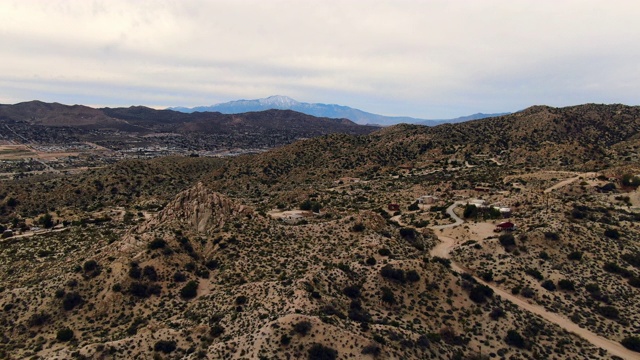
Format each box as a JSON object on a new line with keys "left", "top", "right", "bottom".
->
{"left": 150, "top": 182, "right": 252, "bottom": 233}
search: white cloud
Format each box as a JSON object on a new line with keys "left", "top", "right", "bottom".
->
{"left": 0, "top": 0, "right": 638, "bottom": 117}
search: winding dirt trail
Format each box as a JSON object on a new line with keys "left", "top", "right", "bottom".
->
{"left": 428, "top": 203, "right": 637, "bottom": 359}
{"left": 543, "top": 172, "right": 599, "bottom": 193}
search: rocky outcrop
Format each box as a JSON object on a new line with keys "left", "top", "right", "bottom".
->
{"left": 139, "top": 182, "right": 252, "bottom": 234}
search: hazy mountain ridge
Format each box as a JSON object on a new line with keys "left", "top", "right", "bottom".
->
{"left": 0, "top": 101, "right": 377, "bottom": 152}
{"left": 170, "top": 95, "right": 509, "bottom": 126}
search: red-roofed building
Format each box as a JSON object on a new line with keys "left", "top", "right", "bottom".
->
{"left": 495, "top": 221, "right": 516, "bottom": 232}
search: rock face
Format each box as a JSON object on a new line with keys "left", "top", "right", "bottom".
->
{"left": 145, "top": 182, "right": 252, "bottom": 233}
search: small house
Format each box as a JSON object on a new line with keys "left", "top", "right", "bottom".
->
{"left": 418, "top": 195, "right": 438, "bottom": 204}
{"left": 388, "top": 204, "right": 400, "bottom": 211}
{"left": 469, "top": 199, "right": 488, "bottom": 208}
{"left": 499, "top": 207, "right": 512, "bottom": 218}
{"left": 495, "top": 221, "right": 516, "bottom": 232}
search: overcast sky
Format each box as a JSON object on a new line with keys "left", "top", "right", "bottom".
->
{"left": 0, "top": 0, "right": 638, "bottom": 118}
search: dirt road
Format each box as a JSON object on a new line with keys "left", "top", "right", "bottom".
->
{"left": 428, "top": 208, "right": 637, "bottom": 359}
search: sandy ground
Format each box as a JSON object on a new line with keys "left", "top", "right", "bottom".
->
{"left": 267, "top": 209, "right": 308, "bottom": 219}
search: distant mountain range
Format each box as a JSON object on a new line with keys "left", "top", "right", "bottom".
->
{"left": 0, "top": 101, "right": 377, "bottom": 151}
{"left": 169, "top": 95, "right": 509, "bottom": 126}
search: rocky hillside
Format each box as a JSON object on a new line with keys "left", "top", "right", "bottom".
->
{"left": 203, "top": 104, "right": 640, "bottom": 198}
{"left": 0, "top": 182, "right": 614, "bottom": 360}
{"left": 2, "top": 103, "right": 640, "bottom": 359}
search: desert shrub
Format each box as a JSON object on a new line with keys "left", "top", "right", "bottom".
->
{"left": 361, "top": 344, "right": 381, "bottom": 356}
{"left": 336, "top": 263, "right": 351, "bottom": 273}
{"left": 499, "top": 234, "right": 515, "bottom": 250}
{"left": 461, "top": 272, "right": 475, "bottom": 283}
{"left": 142, "top": 266, "right": 158, "bottom": 281}
{"left": 525, "top": 268, "right": 543, "bottom": 280}
{"left": 299, "top": 199, "right": 314, "bottom": 211}
{"left": 351, "top": 223, "right": 365, "bottom": 232}
{"left": 128, "top": 282, "right": 150, "bottom": 298}
{"left": 147, "top": 284, "right": 161, "bottom": 296}
{"left": 406, "top": 270, "right": 420, "bottom": 282}
{"left": 308, "top": 343, "right": 338, "bottom": 360}
{"left": 154, "top": 340, "right": 176, "bottom": 353}
{"left": 400, "top": 227, "right": 416, "bottom": 239}
{"left": 469, "top": 284, "right": 494, "bottom": 303}
{"left": 83, "top": 260, "right": 98, "bottom": 272}
{"left": 480, "top": 270, "right": 494, "bottom": 282}
{"left": 585, "top": 283, "right": 609, "bottom": 302}
{"left": 571, "top": 208, "right": 587, "bottom": 219}
{"left": 205, "top": 259, "right": 219, "bottom": 270}
{"left": 373, "top": 334, "right": 387, "bottom": 345}
{"left": 178, "top": 236, "right": 194, "bottom": 254}
{"left": 463, "top": 204, "right": 478, "bottom": 219}
{"left": 597, "top": 305, "right": 619, "bottom": 319}
{"left": 210, "top": 324, "right": 225, "bottom": 338}
{"left": 148, "top": 238, "right": 166, "bottom": 250}
{"left": 38, "top": 213, "right": 54, "bottom": 228}
{"left": 558, "top": 279, "right": 575, "bottom": 291}
{"left": 380, "top": 265, "right": 406, "bottom": 284}
{"left": 432, "top": 256, "right": 451, "bottom": 267}
{"left": 365, "top": 257, "right": 377, "bottom": 266}
{"left": 621, "top": 252, "right": 640, "bottom": 269}
{"left": 28, "top": 312, "right": 50, "bottom": 327}
{"left": 195, "top": 268, "right": 210, "bottom": 279}
{"left": 539, "top": 251, "right": 549, "bottom": 260}
{"left": 321, "top": 305, "right": 344, "bottom": 319}
{"left": 378, "top": 248, "right": 391, "bottom": 256}
{"left": 601, "top": 183, "right": 616, "bottom": 192}
{"left": 621, "top": 336, "right": 640, "bottom": 352}
{"left": 505, "top": 330, "right": 526, "bottom": 349}
{"left": 180, "top": 280, "right": 198, "bottom": 299}
{"left": 489, "top": 307, "right": 505, "bottom": 320}
{"left": 521, "top": 287, "right": 535, "bottom": 298}
{"left": 343, "top": 285, "right": 361, "bottom": 299}
{"left": 439, "top": 326, "right": 466, "bottom": 345}
{"left": 541, "top": 280, "right": 556, "bottom": 291}
{"left": 56, "top": 328, "right": 74, "bottom": 342}
{"left": 381, "top": 286, "right": 395, "bottom": 304}
{"left": 604, "top": 228, "right": 620, "bottom": 239}
{"left": 235, "top": 295, "right": 247, "bottom": 305}
{"left": 62, "top": 292, "right": 83, "bottom": 311}
{"left": 128, "top": 264, "right": 142, "bottom": 279}
{"left": 413, "top": 220, "right": 429, "bottom": 228}
{"left": 280, "top": 334, "right": 291, "bottom": 345}
{"left": 544, "top": 232, "right": 560, "bottom": 241}
{"left": 567, "top": 251, "right": 583, "bottom": 261}
{"left": 621, "top": 174, "right": 640, "bottom": 188}
{"left": 408, "top": 201, "right": 420, "bottom": 211}
{"left": 173, "top": 271, "right": 187, "bottom": 282}
{"left": 293, "top": 321, "right": 312, "bottom": 336}
{"left": 416, "top": 334, "right": 430, "bottom": 348}
{"left": 603, "top": 262, "right": 632, "bottom": 277}
{"left": 628, "top": 277, "right": 640, "bottom": 288}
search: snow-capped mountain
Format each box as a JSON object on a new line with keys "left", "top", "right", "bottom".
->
{"left": 170, "top": 96, "right": 508, "bottom": 126}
